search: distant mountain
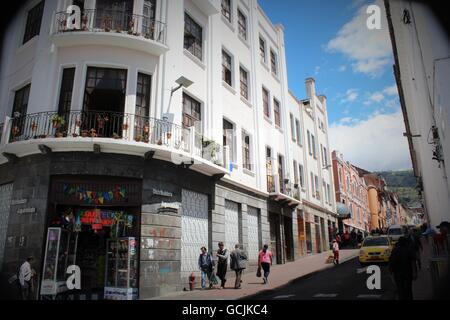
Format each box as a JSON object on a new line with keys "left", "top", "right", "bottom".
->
{"left": 376, "top": 170, "right": 420, "bottom": 206}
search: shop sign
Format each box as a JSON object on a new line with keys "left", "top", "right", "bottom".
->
{"left": 17, "top": 207, "right": 36, "bottom": 214}
{"left": 11, "top": 199, "right": 27, "bottom": 206}
{"left": 152, "top": 189, "right": 173, "bottom": 197}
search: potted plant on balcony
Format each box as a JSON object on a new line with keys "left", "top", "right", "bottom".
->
{"left": 51, "top": 115, "right": 66, "bottom": 129}
{"left": 90, "top": 128, "right": 97, "bottom": 137}
{"left": 135, "top": 135, "right": 143, "bottom": 142}
{"left": 12, "top": 126, "right": 20, "bottom": 137}
{"left": 81, "top": 130, "right": 89, "bottom": 137}
{"left": 128, "top": 20, "right": 135, "bottom": 35}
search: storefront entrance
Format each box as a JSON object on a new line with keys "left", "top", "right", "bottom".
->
{"left": 283, "top": 215, "right": 294, "bottom": 262}
{"left": 40, "top": 176, "right": 141, "bottom": 300}
{"left": 297, "top": 211, "right": 306, "bottom": 257}
{"left": 269, "top": 212, "right": 282, "bottom": 264}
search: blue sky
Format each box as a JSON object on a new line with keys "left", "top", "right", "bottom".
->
{"left": 258, "top": 0, "right": 412, "bottom": 171}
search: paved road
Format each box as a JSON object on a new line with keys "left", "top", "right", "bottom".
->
{"left": 243, "top": 258, "right": 397, "bottom": 300}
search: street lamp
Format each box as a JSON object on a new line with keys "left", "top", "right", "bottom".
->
{"left": 170, "top": 76, "right": 194, "bottom": 97}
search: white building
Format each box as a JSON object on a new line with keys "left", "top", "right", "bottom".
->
{"left": 0, "top": 0, "right": 336, "bottom": 299}
{"left": 385, "top": 0, "right": 450, "bottom": 228}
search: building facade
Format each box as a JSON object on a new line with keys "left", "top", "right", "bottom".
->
{"left": 0, "top": 0, "right": 336, "bottom": 299}
{"left": 332, "top": 151, "right": 370, "bottom": 233}
{"left": 385, "top": 0, "right": 450, "bottom": 228}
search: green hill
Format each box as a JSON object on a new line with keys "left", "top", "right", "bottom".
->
{"left": 376, "top": 170, "right": 420, "bottom": 206}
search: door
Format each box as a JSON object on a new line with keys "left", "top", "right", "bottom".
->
{"left": 181, "top": 190, "right": 208, "bottom": 283}
{"left": 224, "top": 200, "right": 240, "bottom": 253}
{"left": 283, "top": 215, "right": 294, "bottom": 262}
{"left": 315, "top": 216, "right": 322, "bottom": 253}
{"left": 0, "top": 183, "right": 13, "bottom": 270}
{"left": 297, "top": 211, "right": 306, "bottom": 257}
{"left": 305, "top": 222, "right": 312, "bottom": 254}
{"left": 247, "top": 207, "right": 260, "bottom": 262}
{"left": 269, "top": 212, "right": 281, "bottom": 264}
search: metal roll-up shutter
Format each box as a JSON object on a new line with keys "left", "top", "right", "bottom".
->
{"left": 225, "top": 200, "right": 240, "bottom": 253}
{"left": 0, "top": 183, "right": 13, "bottom": 270}
{"left": 181, "top": 189, "right": 209, "bottom": 282}
{"left": 247, "top": 206, "right": 260, "bottom": 262}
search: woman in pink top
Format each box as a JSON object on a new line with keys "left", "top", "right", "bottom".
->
{"left": 258, "top": 244, "right": 273, "bottom": 284}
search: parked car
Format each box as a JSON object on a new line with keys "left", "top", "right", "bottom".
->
{"left": 358, "top": 235, "right": 392, "bottom": 265}
{"left": 387, "top": 225, "right": 405, "bottom": 244}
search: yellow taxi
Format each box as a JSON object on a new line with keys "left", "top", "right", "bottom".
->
{"left": 359, "top": 235, "right": 392, "bottom": 265}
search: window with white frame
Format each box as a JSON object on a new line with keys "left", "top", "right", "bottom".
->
{"left": 307, "top": 130, "right": 312, "bottom": 155}
{"left": 184, "top": 13, "right": 203, "bottom": 60}
{"left": 23, "top": 1, "right": 45, "bottom": 44}
{"left": 299, "top": 164, "right": 305, "bottom": 188}
{"left": 295, "top": 119, "right": 301, "bottom": 145}
{"left": 293, "top": 160, "right": 299, "bottom": 185}
{"left": 270, "top": 49, "right": 278, "bottom": 75}
{"left": 222, "top": 50, "right": 232, "bottom": 86}
{"left": 290, "top": 114, "right": 296, "bottom": 141}
{"left": 221, "top": 0, "right": 231, "bottom": 23}
{"left": 273, "top": 98, "right": 281, "bottom": 127}
{"left": 237, "top": 9, "right": 247, "bottom": 40}
{"left": 223, "top": 119, "right": 235, "bottom": 163}
{"left": 263, "top": 87, "right": 270, "bottom": 118}
{"left": 240, "top": 67, "right": 249, "bottom": 100}
{"left": 311, "top": 134, "right": 317, "bottom": 159}
{"left": 242, "top": 130, "right": 252, "bottom": 171}
{"left": 259, "top": 37, "right": 266, "bottom": 63}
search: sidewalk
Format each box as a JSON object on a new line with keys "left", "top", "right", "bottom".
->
{"left": 150, "top": 249, "right": 359, "bottom": 300}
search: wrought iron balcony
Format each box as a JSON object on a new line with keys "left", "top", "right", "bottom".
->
{"left": 3, "top": 110, "right": 225, "bottom": 169}
{"left": 53, "top": 9, "right": 166, "bottom": 45}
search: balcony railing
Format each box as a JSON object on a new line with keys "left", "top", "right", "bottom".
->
{"left": 54, "top": 9, "right": 166, "bottom": 45}
{"left": 5, "top": 110, "right": 225, "bottom": 168}
{"left": 267, "top": 173, "right": 300, "bottom": 201}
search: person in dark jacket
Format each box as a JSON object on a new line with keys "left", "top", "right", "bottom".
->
{"left": 198, "top": 247, "right": 214, "bottom": 289}
{"left": 230, "top": 244, "right": 248, "bottom": 289}
{"left": 215, "top": 242, "right": 229, "bottom": 289}
{"left": 389, "top": 236, "right": 418, "bottom": 300}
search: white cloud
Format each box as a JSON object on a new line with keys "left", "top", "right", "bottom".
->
{"left": 315, "top": 66, "right": 321, "bottom": 75}
{"left": 326, "top": 0, "right": 393, "bottom": 77}
{"left": 330, "top": 110, "right": 412, "bottom": 171}
{"left": 383, "top": 84, "right": 398, "bottom": 96}
{"left": 338, "top": 65, "right": 347, "bottom": 72}
{"left": 340, "top": 89, "right": 359, "bottom": 104}
{"left": 369, "top": 92, "right": 385, "bottom": 103}
{"left": 339, "top": 117, "right": 360, "bottom": 125}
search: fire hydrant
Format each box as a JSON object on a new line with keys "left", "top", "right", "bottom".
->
{"left": 189, "top": 272, "right": 195, "bottom": 291}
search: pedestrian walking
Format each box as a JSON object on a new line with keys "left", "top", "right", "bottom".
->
{"left": 389, "top": 236, "right": 418, "bottom": 300}
{"left": 18, "top": 256, "right": 36, "bottom": 300}
{"left": 215, "top": 242, "right": 229, "bottom": 289}
{"left": 230, "top": 244, "right": 248, "bottom": 289}
{"left": 332, "top": 240, "right": 339, "bottom": 265}
{"left": 198, "top": 247, "right": 215, "bottom": 289}
{"left": 258, "top": 244, "right": 273, "bottom": 284}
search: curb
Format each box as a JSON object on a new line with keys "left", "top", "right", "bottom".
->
{"left": 239, "top": 252, "right": 359, "bottom": 300}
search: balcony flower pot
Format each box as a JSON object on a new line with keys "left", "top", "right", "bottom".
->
{"left": 51, "top": 115, "right": 66, "bottom": 129}
{"left": 12, "top": 126, "right": 20, "bottom": 136}
{"left": 157, "top": 139, "right": 162, "bottom": 145}
{"left": 166, "top": 132, "right": 172, "bottom": 139}
{"left": 90, "top": 129, "right": 97, "bottom": 137}
{"left": 55, "top": 132, "right": 64, "bottom": 138}
{"left": 135, "top": 135, "right": 143, "bottom": 142}
{"left": 39, "top": 134, "right": 47, "bottom": 139}
{"left": 81, "top": 130, "right": 89, "bottom": 137}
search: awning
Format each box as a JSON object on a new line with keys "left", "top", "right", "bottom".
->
{"left": 336, "top": 203, "right": 351, "bottom": 219}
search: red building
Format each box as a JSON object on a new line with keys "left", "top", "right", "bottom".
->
{"left": 332, "top": 151, "right": 370, "bottom": 233}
